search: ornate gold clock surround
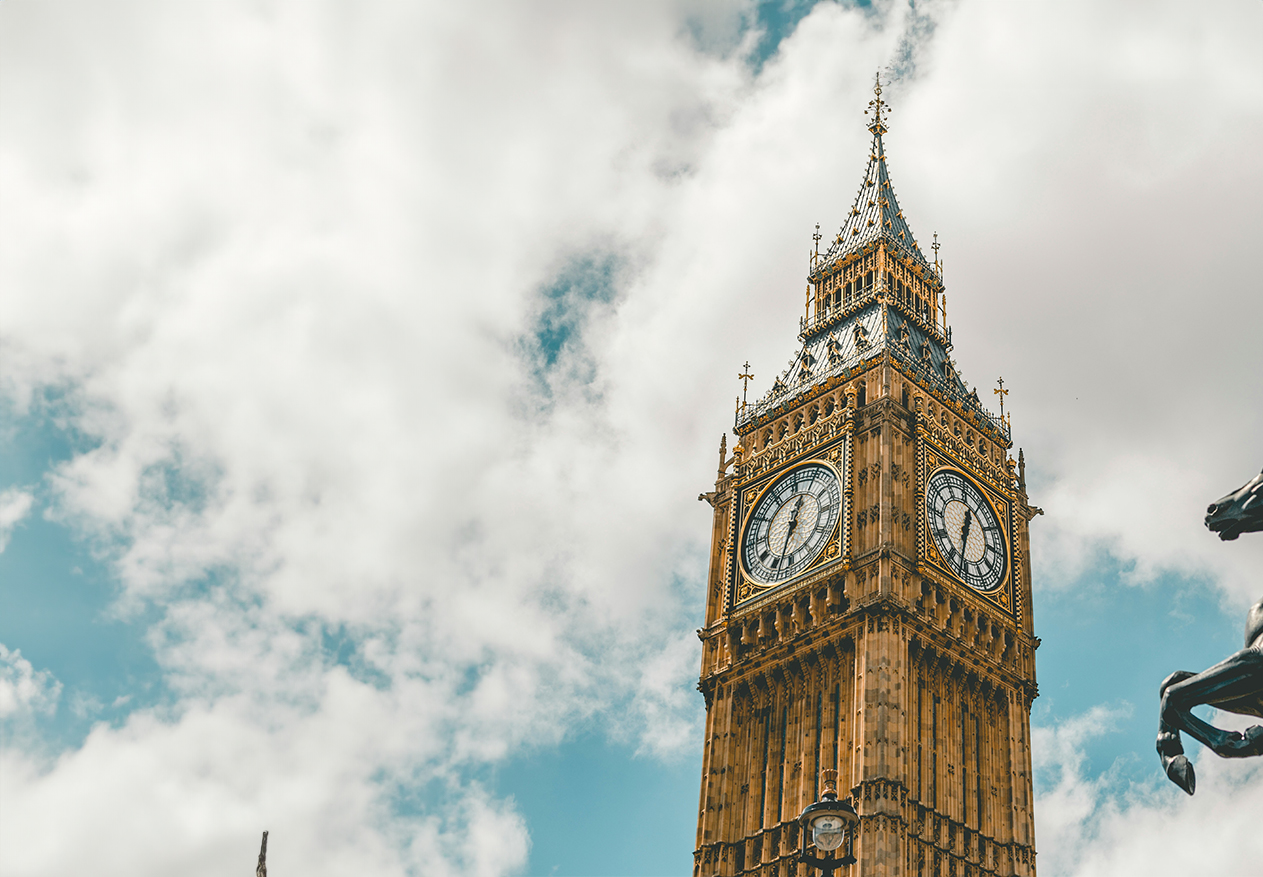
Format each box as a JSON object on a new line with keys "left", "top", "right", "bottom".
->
{"left": 917, "top": 456, "right": 1015, "bottom": 615}
{"left": 732, "top": 436, "right": 852, "bottom": 611}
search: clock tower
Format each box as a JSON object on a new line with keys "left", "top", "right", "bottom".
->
{"left": 694, "top": 77, "right": 1040, "bottom": 877}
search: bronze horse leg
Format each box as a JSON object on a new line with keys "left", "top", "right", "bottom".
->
{"left": 1157, "top": 648, "right": 1263, "bottom": 795}
{"left": 1161, "top": 472, "right": 1263, "bottom": 794}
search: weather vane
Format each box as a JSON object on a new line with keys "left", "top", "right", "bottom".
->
{"left": 994, "top": 377, "right": 1010, "bottom": 428}
{"left": 738, "top": 361, "right": 755, "bottom": 412}
{"left": 865, "top": 70, "right": 889, "bottom": 135}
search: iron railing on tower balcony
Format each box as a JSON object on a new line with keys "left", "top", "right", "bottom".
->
{"left": 800, "top": 279, "right": 942, "bottom": 344}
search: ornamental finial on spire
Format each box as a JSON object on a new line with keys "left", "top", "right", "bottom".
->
{"left": 865, "top": 70, "right": 888, "bottom": 135}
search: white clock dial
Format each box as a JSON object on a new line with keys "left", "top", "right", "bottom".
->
{"left": 741, "top": 462, "right": 842, "bottom": 586}
{"left": 926, "top": 468, "right": 1007, "bottom": 591}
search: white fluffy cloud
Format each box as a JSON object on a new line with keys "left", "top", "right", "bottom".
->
{"left": 0, "top": 643, "right": 60, "bottom": 719}
{"left": 0, "top": 1, "right": 744, "bottom": 871}
{"left": 0, "top": 487, "right": 33, "bottom": 552}
{"left": 2, "top": 0, "right": 1263, "bottom": 873}
{"left": 0, "top": 673, "right": 533, "bottom": 877}
{"left": 1035, "top": 707, "right": 1263, "bottom": 877}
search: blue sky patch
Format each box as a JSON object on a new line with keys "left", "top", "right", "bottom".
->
{"left": 529, "top": 252, "right": 622, "bottom": 374}
{"left": 0, "top": 398, "right": 168, "bottom": 750}
{"left": 496, "top": 728, "right": 702, "bottom": 877}
{"left": 748, "top": 0, "right": 830, "bottom": 72}
{"left": 1033, "top": 556, "right": 1241, "bottom": 791}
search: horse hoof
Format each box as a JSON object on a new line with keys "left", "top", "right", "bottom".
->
{"left": 1165, "top": 754, "right": 1196, "bottom": 795}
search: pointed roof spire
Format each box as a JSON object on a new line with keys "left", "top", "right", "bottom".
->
{"left": 817, "top": 70, "right": 930, "bottom": 272}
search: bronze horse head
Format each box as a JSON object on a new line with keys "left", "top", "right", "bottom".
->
{"left": 1205, "top": 469, "right": 1263, "bottom": 541}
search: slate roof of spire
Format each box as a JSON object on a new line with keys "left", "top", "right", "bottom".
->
{"left": 737, "top": 301, "right": 990, "bottom": 426}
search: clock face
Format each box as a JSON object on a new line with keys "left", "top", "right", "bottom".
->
{"left": 926, "top": 469, "right": 1007, "bottom": 591}
{"left": 742, "top": 462, "right": 843, "bottom": 586}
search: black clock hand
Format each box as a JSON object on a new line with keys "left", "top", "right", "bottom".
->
{"left": 959, "top": 510, "right": 973, "bottom": 565}
{"left": 782, "top": 496, "right": 805, "bottom": 554}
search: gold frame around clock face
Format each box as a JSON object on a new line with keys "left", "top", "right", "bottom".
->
{"left": 924, "top": 466, "right": 1009, "bottom": 593}
{"left": 739, "top": 460, "right": 844, "bottom": 591}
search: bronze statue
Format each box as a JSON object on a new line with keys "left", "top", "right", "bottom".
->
{"left": 1156, "top": 470, "right": 1263, "bottom": 794}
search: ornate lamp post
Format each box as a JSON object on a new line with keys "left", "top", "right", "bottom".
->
{"left": 797, "top": 769, "right": 858, "bottom": 875}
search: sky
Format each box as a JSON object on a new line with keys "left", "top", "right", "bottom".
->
{"left": 2, "top": 1, "right": 1263, "bottom": 875}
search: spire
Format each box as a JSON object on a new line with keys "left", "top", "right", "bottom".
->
{"left": 818, "top": 71, "right": 929, "bottom": 271}
{"left": 736, "top": 72, "right": 1010, "bottom": 448}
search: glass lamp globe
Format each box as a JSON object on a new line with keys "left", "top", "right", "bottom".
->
{"left": 810, "top": 814, "right": 846, "bottom": 851}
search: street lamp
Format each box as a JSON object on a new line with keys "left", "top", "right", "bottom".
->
{"left": 797, "top": 769, "right": 858, "bottom": 875}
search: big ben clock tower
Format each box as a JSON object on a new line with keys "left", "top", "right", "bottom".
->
{"left": 694, "top": 77, "right": 1040, "bottom": 877}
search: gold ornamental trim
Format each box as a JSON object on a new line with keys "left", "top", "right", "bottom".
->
{"left": 919, "top": 445, "right": 1015, "bottom": 616}
{"left": 732, "top": 448, "right": 849, "bottom": 608}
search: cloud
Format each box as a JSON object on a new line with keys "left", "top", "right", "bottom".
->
{"left": 1035, "top": 706, "right": 1263, "bottom": 877}
{"left": 1032, "top": 703, "right": 1133, "bottom": 872}
{"left": 0, "top": 0, "right": 740, "bottom": 870}
{"left": 0, "top": 685, "right": 529, "bottom": 877}
{"left": 0, "top": 644, "right": 61, "bottom": 719}
{"left": 0, "top": 487, "right": 33, "bottom": 552}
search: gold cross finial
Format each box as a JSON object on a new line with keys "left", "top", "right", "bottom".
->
{"left": 932, "top": 232, "right": 941, "bottom": 273}
{"left": 994, "top": 377, "right": 1010, "bottom": 428}
{"left": 866, "top": 70, "right": 888, "bottom": 135}
{"left": 812, "top": 222, "right": 822, "bottom": 261}
{"left": 738, "top": 361, "right": 755, "bottom": 411}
